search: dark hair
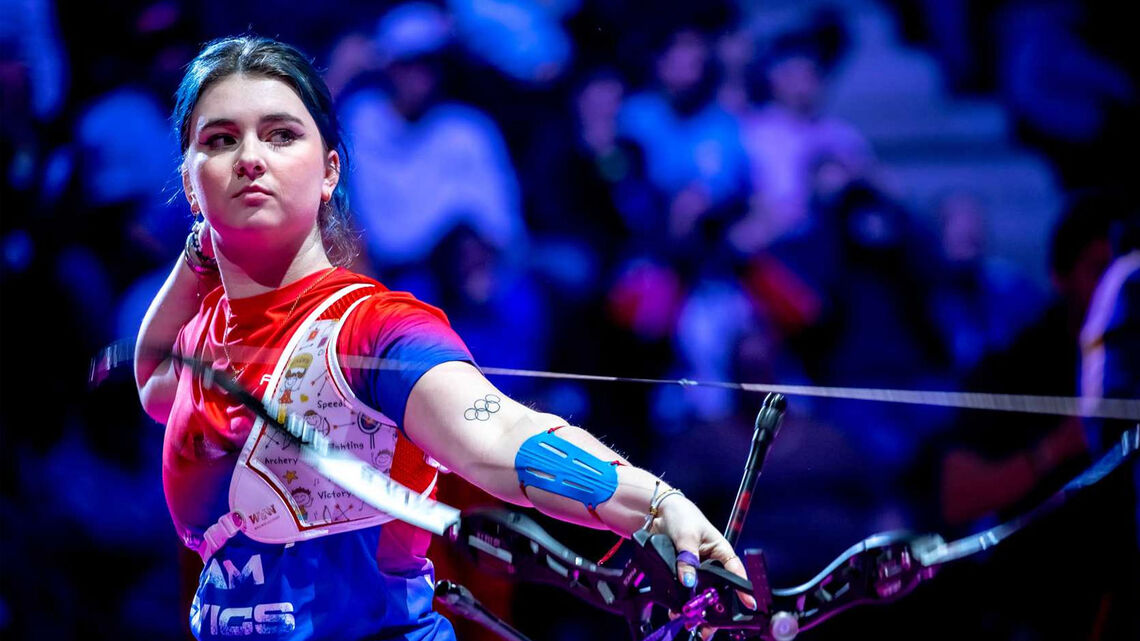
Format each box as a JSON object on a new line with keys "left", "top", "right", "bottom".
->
{"left": 173, "top": 35, "right": 357, "bottom": 265}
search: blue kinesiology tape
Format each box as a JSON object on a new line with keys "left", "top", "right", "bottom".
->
{"left": 514, "top": 430, "right": 619, "bottom": 509}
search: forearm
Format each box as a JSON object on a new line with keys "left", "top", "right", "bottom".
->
{"left": 405, "top": 365, "right": 668, "bottom": 537}
{"left": 406, "top": 362, "right": 744, "bottom": 590}
{"left": 496, "top": 414, "right": 670, "bottom": 536}
{"left": 135, "top": 255, "right": 218, "bottom": 420}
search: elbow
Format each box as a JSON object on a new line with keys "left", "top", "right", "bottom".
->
{"left": 136, "top": 376, "right": 174, "bottom": 424}
{"left": 134, "top": 352, "right": 178, "bottom": 424}
{"left": 139, "top": 388, "right": 173, "bottom": 424}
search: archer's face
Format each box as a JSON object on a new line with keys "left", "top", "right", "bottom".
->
{"left": 182, "top": 74, "right": 338, "bottom": 251}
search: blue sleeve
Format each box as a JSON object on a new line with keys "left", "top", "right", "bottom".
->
{"left": 338, "top": 292, "right": 474, "bottom": 433}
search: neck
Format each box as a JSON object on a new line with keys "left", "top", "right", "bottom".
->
{"left": 213, "top": 226, "right": 334, "bottom": 299}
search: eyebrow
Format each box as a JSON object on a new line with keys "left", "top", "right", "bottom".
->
{"left": 199, "top": 113, "right": 306, "bottom": 131}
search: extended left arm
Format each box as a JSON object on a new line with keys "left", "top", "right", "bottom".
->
{"left": 404, "top": 360, "right": 751, "bottom": 597}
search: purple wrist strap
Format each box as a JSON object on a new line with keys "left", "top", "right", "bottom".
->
{"left": 676, "top": 550, "right": 700, "bottom": 567}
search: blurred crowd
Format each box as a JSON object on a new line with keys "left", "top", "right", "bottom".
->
{"left": 1, "top": 1, "right": 1137, "bottom": 640}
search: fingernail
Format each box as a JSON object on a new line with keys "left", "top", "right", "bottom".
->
{"left": 682, "top": 572, "right": 696, "bottom": 588}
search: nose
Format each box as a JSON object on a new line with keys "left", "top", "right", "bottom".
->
{"left": 233, "top": 143, "right": 266, "bottom": 179}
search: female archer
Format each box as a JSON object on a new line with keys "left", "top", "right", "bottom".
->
{"left": 135, "top": 36, "right": 749, "bottom": 640}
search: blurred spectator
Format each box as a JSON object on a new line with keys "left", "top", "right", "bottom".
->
{"left": 930, "top": 189, "right": 1044, "bottom": 376}
{"left": 997, "top": 0, "right": 1137, "bottom": 188}
{"left": 418, "top": 224, "right": 550, "bottom": 401}
{"left": 522, "top": 68, "right": 682, "bottom": 462}
{"left": 818, "top": 181, "right": 948, "bottom": 390}
{"left": 934, "top": 194, "right": 1129, "bottom": 641}
{"left": 786, "top": 182, "right": 952, "bottom": 532}
{"left": 885, "top": 0, "right": 996, "bottom": 94}
{"left": 523, "top": 70, "right": 666, "bottom": 290}
{"left": 1, "top": 0, "right": 67, "bottom": 246}
{"left": 1081, "top": 211, "right": 1140, "bottom": 449}
{"left": 617, "top": 25, "right": 750, "bottom": 259}
{"left": 339, "top": 2, "right": 525, "bottom": 272}
{"left": 735, "top": 152, "right": 854, "bottom": 360}
{"left": 713, "top": 25, "right": 755, "bottom": 116}
{"left": 1078, "top": 211, "right": 1140, "bottom": 641}
{"left": 447, "top": 0, "right": 575, "bottom": 85}
{"left": 521, "top": 68, "right": 669, "bottom": 356}
{"left": 75, "top": 87, "right": 182, "bottom": 245}
{"left": 657, "top": 277, "right": 755, "bottom": 426}
{"left": 0, "top": 73, "right": 188, "bottom": 639}
{"left": 325, "top": 32, "right": 380, "bottom": 100}
{"left": 590, "top": 23, "right": 758, "bottom": 445}
{"left": 418, "top": 225, "right": 551, "bottom": 641}
{"left": 0, "top": 0, "right": 67, "bottom": 122}
{"left": 64, "top": 86, "right": 185, "bottom": 338}
{"left": 735, "top": 27, "right": 875, "bottom": 251}
{"left": 941, "top": 196, "right": 1114, "bottom": 525}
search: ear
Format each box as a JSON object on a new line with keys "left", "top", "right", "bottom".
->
{"left": 181, "top": 166, "right": 200, "bottom": 214}
{"left": 322, "top": 149, "right": 341, "bottom": 203}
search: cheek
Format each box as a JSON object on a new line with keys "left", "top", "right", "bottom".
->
{"left": 191, "top": 158, "right": 231, "bottom": 202}
{"left": 280, "top": 156, "right": 329, "bottom": 202}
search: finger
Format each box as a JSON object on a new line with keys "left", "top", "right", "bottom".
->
{"left": 706, "top": 537, "right": 757, "bottom": 611}
{"left": 676, "top": 548, "right": 700, "bottom": 588}
{"left": 722, "top": 553, "right": 758, "bottom": 611}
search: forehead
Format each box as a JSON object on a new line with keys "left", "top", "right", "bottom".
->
{"left": 192, "top": 74, "right": 315, "bottom": 129}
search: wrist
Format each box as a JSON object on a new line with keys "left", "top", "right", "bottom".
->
{"left": 643, "top": 483, "right": 684, "bottom": 531}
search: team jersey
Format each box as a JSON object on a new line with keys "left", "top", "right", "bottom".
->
{"left": 163, "top": 267, "right": 472, "bottom": 640}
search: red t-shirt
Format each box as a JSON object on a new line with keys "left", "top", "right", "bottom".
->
{"left": 163, "top": 267, "right": 472, "bottom": 542}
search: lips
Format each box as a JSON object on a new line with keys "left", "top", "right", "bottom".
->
{"left": 234, "top": 185, "right": 272, "bottom": 198}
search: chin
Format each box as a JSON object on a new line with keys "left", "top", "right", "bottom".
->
{"left": 224, "top": 212, "right": 318, "bottom": 242}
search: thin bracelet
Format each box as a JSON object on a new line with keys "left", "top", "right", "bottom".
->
{"left": 644, "top": 486, "right": 684, "bottom": 529}
{"left": 641, "top": 480, "right": 662, "bottom": 529}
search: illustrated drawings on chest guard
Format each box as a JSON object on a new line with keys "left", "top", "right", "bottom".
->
{"left": 193, "top": 285, "right": 441, "bottom": 558}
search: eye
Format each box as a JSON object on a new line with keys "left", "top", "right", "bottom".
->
{"left": 204, "top": 133, "right": 236, "bottom": 149}
{"left": 268, "top": 129, "right": 299, "bottom": 147}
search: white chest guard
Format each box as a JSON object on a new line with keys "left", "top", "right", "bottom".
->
{"left": 194, "top": 284, "right": 438, "bottom": 561}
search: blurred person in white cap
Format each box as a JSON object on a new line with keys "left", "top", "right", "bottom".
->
{"left": 339, "top": 2, "right": 525, "bottom": 275}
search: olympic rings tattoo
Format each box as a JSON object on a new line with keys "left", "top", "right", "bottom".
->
{"left": 464, "top": 394, "right": 502, "bottom": 421}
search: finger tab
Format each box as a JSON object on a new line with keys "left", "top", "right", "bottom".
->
{"left": 676, "top": 550, "right": 700, "bottom": 567}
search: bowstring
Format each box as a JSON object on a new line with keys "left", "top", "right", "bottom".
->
{"left": 92, "top": 338, "right": 1140, "bottom": 421}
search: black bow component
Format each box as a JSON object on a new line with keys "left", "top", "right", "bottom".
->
{"left": 444, "top": 420, "right": 1140, "bottom": 641}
